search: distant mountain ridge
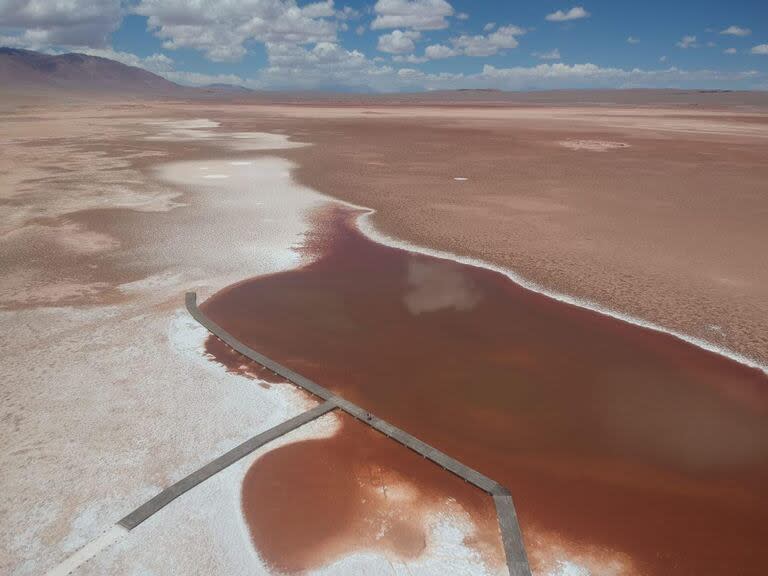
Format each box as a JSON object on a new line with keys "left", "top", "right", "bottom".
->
{"left": 0, "top": 47, "right": 183, "bottom": 95}
{"left": 2, "top": 47, "right": 767, "bottom": 106}
{"left": 203, "top": 83, "right": 254, "bottom": 93}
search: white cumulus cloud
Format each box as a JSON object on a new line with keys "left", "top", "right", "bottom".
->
{"left": 545, "top": 6, "right": 590, "bottom": 22}
{"left": 58, "top": 47, "right": 174, "bottom": 74}
{"left": 377, "top": 29, "right": 420, "bottom": 53}
{"left": 31, "top": 43, "right": 766, "bottom": 92}
{"left": 424, "top": 43, "right": 457, "bottom": 59}
{"left": 0, "top": 0, "right": 122, "bottom": 47}
{"left": 418, "top": 24, "right": 525, "bottom": 60}
{"left": 720, "top": 26, "right": 751, "bottom": 37}
{"left": 301, "top": 1, "right": 335, "bottom": 18}
{"left": 450, "top": 24, "right": 525, "bottom": 57}
{"left": 676, "top": 35, "right": 697, "bottom": 49}
{"left": 479, "top": 62, "right": 761, "bottom": 90}
{"left": 134, "top": 0, "right": 339, "bottom": 62}
{"left": 533, "top": 49, "right": 561, "bottom": 60}
{"left": 393, "top": 53, "right": 428, "bottom": 63}
{"left": 751, "top": 44, "right": 768, "bottom": 55}
{"left": 371, "top": 0, "right": 454, "bottom": 31}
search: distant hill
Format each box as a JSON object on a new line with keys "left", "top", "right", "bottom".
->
{"left": 0, "top": 47, "right": 184, "bottom": 95}
{"left": 203, "top": 83, "right": 254, "bottom": 93}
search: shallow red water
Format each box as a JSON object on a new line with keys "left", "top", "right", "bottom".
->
{"left": 240, "top": 410, "right": 504, "bottom": 573}
{"left": 203, "top": 206, "right": 768, "bottom": 575}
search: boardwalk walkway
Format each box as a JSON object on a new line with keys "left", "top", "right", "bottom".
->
{"left": 118, "top": 400, "right": 336, "bottom": 530}
{"left": 46, "top": 293, "right": 531, "bottom": 576}
{"left": 186, "top": 291, "right": 532, "bottom": 576}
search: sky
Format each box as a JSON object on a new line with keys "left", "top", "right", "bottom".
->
{"left": 1, "top": 0, "right": 767, "bottom": 91}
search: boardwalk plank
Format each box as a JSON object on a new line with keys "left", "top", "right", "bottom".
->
{"left": 117, "top": 400, "right": 336, "bottom": 530}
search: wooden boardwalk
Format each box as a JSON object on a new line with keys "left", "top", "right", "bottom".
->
{"left": 46, "top": 401, "right": 336, "bottom": 576}
{"left": 118, "top": 400, "right": 336, "bottom": 530}
{"left": 186, "top": 291, "right": 532, "bottom": 576}
{"left": 51, "top": 293, "right": 531, "bottom": 576}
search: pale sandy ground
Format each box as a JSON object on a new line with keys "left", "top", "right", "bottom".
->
{"left": 1, "top": 109, "right": 506, "bottom": 576}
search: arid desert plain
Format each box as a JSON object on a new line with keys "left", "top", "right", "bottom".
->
{"left": 2, "top": 93, "right": 768, "bottom": 576}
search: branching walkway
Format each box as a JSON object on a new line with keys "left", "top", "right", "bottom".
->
{"left": 186, "top": 291, "right": 532, "bottom": 576}
{"left": 118, "top": 400, "right": 336, "bottom": 530}
{"left": 44, "top": 401, "right": 335, "bottom": 576}
{"left": 44, "top": 293, "right": 531, "bottom": 576}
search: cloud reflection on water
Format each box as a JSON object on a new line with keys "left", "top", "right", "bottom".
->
{"left": 404, "top": 258, "right": 482, "bottom": 315}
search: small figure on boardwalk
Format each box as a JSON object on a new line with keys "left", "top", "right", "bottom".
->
{"left": 365, "top": 412, "right": 373, "bottom": 422}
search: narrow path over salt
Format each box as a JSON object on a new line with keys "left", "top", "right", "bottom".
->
{"left": 186, "top": 291, "right": 532, "bottom": 576}
{"left": 43, "top": 527, "right": 127, "bottom": 576}
{"left": 117, "top": 401, "right": 337, "bottom": 530}
{"left": 43, "top": 286, "right": 535, "bottom": 576}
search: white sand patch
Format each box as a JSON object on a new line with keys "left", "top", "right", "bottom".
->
{"left": 144, "top": 119, "right": 306, "bottom": 151}
{"left": 228, "top": 132, "right": 307, "bottom": 151}
{"left": 144, "top": 118, "right": 221, "bottom": 140}
{"left": 547, "top": 561, "right": 590, "bottom": 576}
{"left": 203, "top": 174, "right": 230, "bottom": 179}
{"left": 230, "top": 161, "right": 253, "bottom": 166}
{"left": 559, "top": 140, "right": 630, "bottom": 152}
{"left": 454, "top": 177, "right": 469, "bottom": 181}
{"left": 307, "top": 510, "right": 501, "bottom": 576}
{"left": 118, "top": 271, "right": 187, "bottom": 294}
{"left": 367, "top": 476, "right": 420, "bottom": 504}
{"left": 528, "top": 527, "right": 636, "bottom": 576}
{"left": 149, "top": 157, "right": 329, "bottom": 285}
{"left": 146, "top": 119, "right": 220, "bottom": 130}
